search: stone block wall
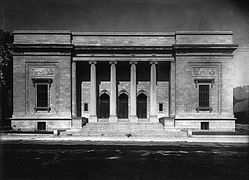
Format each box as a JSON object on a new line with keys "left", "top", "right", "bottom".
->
{"left": 12, "top": 30, "right": 72, "bottom": 131}
{"left": 72, "top": 32, "right": 175, "bottom": 46}
{"left": 81, "top": 80, "right": 169, "bottom": 119}
{"left": 175, "top": 31, "right": 233, "bottom": 44}
{"left": 175, "top": 56, "right": 234, "bottom": 120}
{"left": 174, "top": 120, "right": 235, "bottom": 131}
{"left": 12, "top": 55, "right": 71, "bottom": 119}
{"left": 14, "top": 30, "right": 71, "bottom": 44}
{"left": 12, "top": 119, "right": 72, "bottom": 131}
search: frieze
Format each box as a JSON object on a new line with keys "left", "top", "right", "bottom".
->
{"left": 192, "top": 67, "right": 216, "bottom": 76}
{"left": 30, "top": 67, "right": 55, "bottom": 77}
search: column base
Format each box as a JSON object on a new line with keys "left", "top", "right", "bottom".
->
{"left": 130, "top": 115, "right": 138, "bottom": 123}
{"left": 149, "top": 115, "right": 158, "bottom": 123}
{"left": 164, "top": 118, "right": 175, "bottom": 129}
{"left": 89, "top": 115, "right": 98, "bottom": 123}
{"left": 109, "top": 115, "right": 118, "bottom": 123}
{"left": 72, "top": 116, "right": 82, "bottom": 129}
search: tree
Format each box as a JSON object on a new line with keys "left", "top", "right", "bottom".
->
{"left": 0, "top": 31, "right": 13, "bottom": 129}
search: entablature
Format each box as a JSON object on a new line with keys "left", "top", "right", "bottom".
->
{"left": 73, "top": 56, "right": 174, "bottom": 62}
{"left": 12, "top": 30, "right": 238, "bottom": 57}
{"left": 12, "top": 44, "right": 73, "bottom": 55}
{"left": 173, "top": 44, "right": 238, "bottom": 56}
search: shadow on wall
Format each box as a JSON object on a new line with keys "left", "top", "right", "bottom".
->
{"left": 233, "top": 85, "right": 249, "bottom": 124}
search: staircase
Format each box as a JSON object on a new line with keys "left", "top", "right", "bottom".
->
{"left": 62, "top": 122, "right": 187, "bottom": 138}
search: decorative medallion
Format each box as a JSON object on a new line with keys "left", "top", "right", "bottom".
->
{"left": 30, "top": 68, "right": 55, "bottom": 77}
{"left": 192, "top": 67, "right": 216, "bottom": 77}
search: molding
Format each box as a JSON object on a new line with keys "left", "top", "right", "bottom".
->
{"left": 72, "top": 32, "right": 175, "bottom": 36}
{"left": 74, "top": 46, "right": 173, "bottom": 51}
{"left": 196, "top": 107, "right": 213, "bottom": 113}
{"left": 13, "top": 44, "right": 73, "bottom": 49}
{"left": 32, "top": 78, "right": 53, "bottom": 83}
{"left": 73, "top": 56, "right": 174, "bottom": 62}
{"left": 11, "top": 117, "right": 72, "bottom": 120}
{"left": 175, "top": 31, "right": 233, "bottom": 35}
{"left": 99, "top": 89, "right": 110, "bottom": 96}
{"left": 13, "top": 30, "right": 71, "bottom": 34}
{"left": 194, "top": 78, "right": 215, "bottom": 87}
{"left": 173, "top": 44, "right": 238, "bottom": 55}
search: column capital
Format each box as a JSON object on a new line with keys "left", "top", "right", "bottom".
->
{"left": 129, "top": 61, "right": 137, "bottom": 65}
{"left": 89, "top": 61, "right": 97, "bottom": 65}
{"left": 109, "top": 61, "right": 117, "bottom": 65}
{"left": 150, "top": 61, "right": 158, "bottom": 65}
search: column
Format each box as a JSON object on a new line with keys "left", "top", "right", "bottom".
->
{"left": 170, "top": 61, "right": 176, "bottom": 118}
{"left": 150, "top": 61, "right": 158, "bottom": 123}
{"left": 71, "top": 61, "right": 77, "bottom": 117}
{"left": 109, "top": 61, "right": 117, "bottom": 122}
{"left": 89, "top": 61, "right": 97, "bottom": 123}
{"left": 130, "top": 61, "right": 138, "bottom": 122}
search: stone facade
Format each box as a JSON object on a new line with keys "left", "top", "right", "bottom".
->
{"left": 11, "top": 30, "right": 237, "bottom": 131}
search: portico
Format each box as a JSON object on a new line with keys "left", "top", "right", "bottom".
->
{"left": 73, "top": 59, "right": 172, "bottom": 123}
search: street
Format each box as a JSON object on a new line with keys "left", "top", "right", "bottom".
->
{"left": 1, "top": 142, "right": 248, "bottom": 180}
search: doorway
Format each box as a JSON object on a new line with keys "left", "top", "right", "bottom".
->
{"left": 99, "top": 93, "right": 110, "bottom": 118}
{"left": 137, "top": 93, "right": 147, "bottom": 119}
{"left": 118, "top": 93, "right": 128, "bottom": 118}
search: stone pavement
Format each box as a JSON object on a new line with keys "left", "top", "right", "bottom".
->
{"left": 1, "top": 133, "right": 249, "bottom": 144}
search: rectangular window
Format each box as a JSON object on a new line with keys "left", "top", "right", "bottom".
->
{"left": 159, "top": 103, "right": 163, "bottom": 112}
{"left": 199, "top": 85, "right": 209, "bottom": 107}
{"left": 84, "top": 103, "right": 88, "bottom": 111}
{"left": 37, "top": 122, "right": 46, "bottom": 131}
{"left": 37, "top": 84, "right": 48, "bottom": 108}
{"left": 201, "top": 122, "right": 209, "bottom": 130}
{"left": 32, "top": 79, "right": 52, "bottom": 112}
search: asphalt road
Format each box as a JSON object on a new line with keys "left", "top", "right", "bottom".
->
{"left": 0, "top": 142, "right": 248, "bottom": 180}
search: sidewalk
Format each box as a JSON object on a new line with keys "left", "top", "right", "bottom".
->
{"left": 1, "top": 133, "right": 249, "bottom": 144}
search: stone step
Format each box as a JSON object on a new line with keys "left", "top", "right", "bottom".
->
{"left": 82, "top": 124, "right": 164, "bottom": 132}
{"left": 61, "top": 122, "right": 187, "bottom": 138}
{"left": 63, "top": 130, "right": 186, "bottom": 138}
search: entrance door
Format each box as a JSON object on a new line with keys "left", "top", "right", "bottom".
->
{"left": 137, "top": 93, "right": 147, "bottom": 118}
{"left": 118, "top": 93, "right": 128, "bottom": 118}
{"left": 99, "top": 93, "right": 110, "bottom": 118}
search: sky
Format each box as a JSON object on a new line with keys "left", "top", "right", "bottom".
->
{"left": 1, "top": 0, "right": 249, "bottom": 86}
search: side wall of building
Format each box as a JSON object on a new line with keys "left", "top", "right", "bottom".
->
{"left": 12, "top": 31, "right": 72, "bottom": 131}
{"left": 173, "top": 32, "right": 236, "bottom": 131}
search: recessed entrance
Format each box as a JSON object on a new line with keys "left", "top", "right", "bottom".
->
{"left": 99, "top": 93, "right": 110, "bottom": 118}
{"left": 118, "top": 93, "right": 128, "bottom": 118}
{"left": 137, "top": 93, "right": 147, "bottom": 119}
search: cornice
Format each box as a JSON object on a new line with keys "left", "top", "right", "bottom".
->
{"left": 173, "top": 44, "right": 238, "bottom": 55}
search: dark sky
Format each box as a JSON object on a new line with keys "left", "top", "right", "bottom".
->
{"left": 1, "top": 0, "right": 249, "bottom": 86}
{"left": 1, "top": 0, "right": 249, "bottom": 44}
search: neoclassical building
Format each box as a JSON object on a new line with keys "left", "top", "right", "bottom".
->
{"left": 11, "top": 30, "right": 237, "bottom": 132}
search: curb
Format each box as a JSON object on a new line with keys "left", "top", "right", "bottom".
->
{"left": 1, "top": 134, "right": 249, "bottom": 144}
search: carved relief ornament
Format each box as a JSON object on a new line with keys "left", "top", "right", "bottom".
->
{"left": 192, "top": 67, "right": 216, "bottom": 77}
{"left": 30, "top": 68, "right": 55, "bottom": 77}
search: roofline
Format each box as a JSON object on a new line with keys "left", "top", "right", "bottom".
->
{"left": 175, "top": 31, "right": 233, "bottom": 35}
{"left": 72, "top": 32, "right": 175, "bottom": 36}
{"left": 13, "top": 30, "right": 71, "bottom": 34}
{"left": 12, "top": 30, "right": 234, "bottom": 36}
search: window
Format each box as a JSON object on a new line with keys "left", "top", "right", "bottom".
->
{"left": 199, "top": 85, "right": 209, "bottom": 107}
{"left": 159, "top": 103, "right": 163, "bottom": 112}
{"left": 194, "top": 79, "right": 214, "bottom": 112}
{"left": 32, "top": 79, "right": 52, "bottom": 112}
{"left": 84, "top": 103, "right": 88, "bottom": 111}
{"left": 201, "top": 122, "right": 209, "bottom": 130}
{"left": 37, "top": 122, "right": 46, "bottom": 131}
{"left": 37, "top": 84, "right": 48, "bottom": 108}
